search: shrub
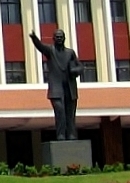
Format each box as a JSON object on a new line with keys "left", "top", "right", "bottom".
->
{"left": 0, "top": 162, "right": 10, "bottom": 175}
{"left": 91, "top": 162, "right": 101, "bottom": 173}
{"left": 103, "top": 164, "right": 114, "bottom": 173}
{"left": 13, "top": 162, "right": 24, "bottom": 176}
{"left": 52, "top": 166, "right": 61, "bottom": 176}
{"left": 81, "top": 166, "right": 92, "bottom": 174}
{"left": 103, "top": 162, "right": 124, "bottom": 173}
{"left": 66, "top": 164, "right": 80, "bottom": 175}
{"left": 126, "top": 164, "right": 130, "bottom": 170}
{"left": 113, "top": 162, "right": 124, "bottom": 172}
{"left": 39, "top": 165, "right": 52, "bottom": 176}
{"left": 25, "top": 165, "right": 38, "bottom": 177}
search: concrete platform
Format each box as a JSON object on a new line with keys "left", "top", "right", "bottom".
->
{"left": 41, "top": 140, "right": 92, "bottom": 173}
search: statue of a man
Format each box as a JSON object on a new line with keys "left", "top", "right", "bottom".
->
{"left": 30, "top": 29, "right": 83, "bottom": 141}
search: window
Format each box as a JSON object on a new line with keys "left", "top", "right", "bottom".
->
{"left": 42, "top": 61, "right": 48, "bottom": 83}
{"left": 74, "top": 0, "right": 92, "bottom": 23}
{"left": 116, "top": 60, "right": 130, "bottom": 81}
{"left": 1, "top": 0, "right": 21, "bottom": 24}
{"left": 38, "top": 0, "right": 57, "bottom": 23}
{"left": 5, "top": 62, "right": 26, "bottom": 84}
{"left": 80, "top": 61, "right": 97, "bottom": 82}
{"left": 110, "top": 0, "right": 127, "bottom": 22}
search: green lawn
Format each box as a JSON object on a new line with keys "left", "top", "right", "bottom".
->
{"left": 0, "top": 171, "right": 130, "bottom": 183}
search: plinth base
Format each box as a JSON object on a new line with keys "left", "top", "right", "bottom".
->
{"left": 41, "top": 140, "right": 92, "bottom": 173}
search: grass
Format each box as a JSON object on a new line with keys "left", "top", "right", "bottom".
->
{"left": 0, "top": 171, "right": 130, "bottom": 183}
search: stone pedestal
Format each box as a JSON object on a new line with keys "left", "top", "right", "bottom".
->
{"left": 41, "top": 140, "right": 92, "bottom": 173}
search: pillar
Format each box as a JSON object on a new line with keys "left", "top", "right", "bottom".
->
{"left": 0, "top": 131, "right": 7, "bottom": 162}
{"left": 100, "top": 117, "right": 124, "bottom": 165}
{"left": 126, "top": 0, "right": 130, "bottom": 39}
{"left": 55, "top": 0, "right": 78, "bottom": 53}
{"left": 91, "top": 0, "right": 109, "bottom": 82}
{"left": 102, "top": 0, "right": 117, "bottom": 82}
{"left": 56, "top": 0, "right": 80, "bottom": 83}
{"left": 20, "top": 0, "right": 43, "bottom": 83}
{"left": 31, "top": 131, "right": 42, "bottom": 170}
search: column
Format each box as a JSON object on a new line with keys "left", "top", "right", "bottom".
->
{"left": 91, "top": 0, "right": 109, "bottom": 82}
{"left": 126, "top": 0, "right": 130, "bottom": 38}
{"left": 55, "top": 0, "right": 78, "bottom": 53}
{"left": 0, "top": 131, "right": 7, "bottom": 162}
{"left": 31, "top": 131, "right": 42, "bottom": 170}
{"left": 56, "top": 0, "right": 80, "bottom": 83}
{"left": 100, "top": 117, "right": 124, "bottom": 164}
{"left": 20, "top": 0, "right": 43, "bottom": 83}
{"left": 0, "top": 4, "right": 6, "bottom": 84}
{"left": 102, "top": 0, "right": 117, "bottom": 82}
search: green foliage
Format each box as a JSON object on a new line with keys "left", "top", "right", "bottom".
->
{"left": 13, "top": 162, "right": 24, "bottom": 175}
{"left": 39, "top": 165, "right": 52, "bottom": 176}
{"left": 103, "top": 164, "right": 114, "bottom": 173}
{"left": 0, "top": 162, "right": 10, "bottom": 175}
{"left": 103, "top": 162, "right": 124, "bottom": 173}
{"left": 25, "top": 165, "right": 38, "bottom": 177}
{"left": 81, "top": 166, "right": 92, "bottom": 174}
{"left": 91, "top": 162, "right": 101, "bottom": 173}
{"left": 126, "top": 164, "right": 130, "bottom": 170}
{"left": 66, "top": 164, "right": 80, "bottom": 175}
{"left": 113, "top": 162, "right": 124, "bottom": 172}
{"left": 0, "top": 161, "right": 126, "bottom": 178}
{"left": 52, "top": 166, "right": 61, "bottom": 176}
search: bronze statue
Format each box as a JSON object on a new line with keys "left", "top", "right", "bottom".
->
{"left": 30, "top": 29, "right": 83, "bottom": 140}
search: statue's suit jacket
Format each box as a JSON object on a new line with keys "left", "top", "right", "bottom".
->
{"left": 31, "top": 35, "right": 83, "bottom": 100}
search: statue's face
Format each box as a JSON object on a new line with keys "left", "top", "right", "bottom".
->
{"left": 53, "top": 30, "right": 65, "bottom": 46}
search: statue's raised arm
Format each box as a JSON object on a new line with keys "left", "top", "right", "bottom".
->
{"left": 29, "top": 30, "right": 51, "bottom": 58}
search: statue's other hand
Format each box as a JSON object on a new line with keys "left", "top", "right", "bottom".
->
{"left": 29, "top": 30, "right": 36, "bottom": 38}
{"left": 69, "top": 60, "right": 83, "bottom": 78}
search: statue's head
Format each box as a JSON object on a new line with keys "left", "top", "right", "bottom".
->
{"left": 53, "top": 29, "right": 65, "bottom": 46}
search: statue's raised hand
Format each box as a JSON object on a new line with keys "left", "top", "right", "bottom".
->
{"left": 29, "top": 30, "right": 36, "bottom": 38}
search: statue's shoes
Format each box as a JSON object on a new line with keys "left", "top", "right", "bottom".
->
{"left": 68, "top": 134, "right": 77, "bottom": 140}
{"left": 57, "top": 134, "right": 65, "bottom": 141}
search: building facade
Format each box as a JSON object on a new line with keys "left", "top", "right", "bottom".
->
{"left": 0, "top": 0, "right": 130, "bottom": 169}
